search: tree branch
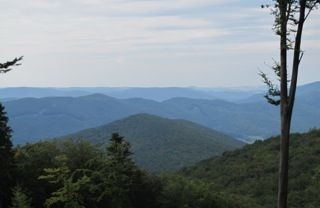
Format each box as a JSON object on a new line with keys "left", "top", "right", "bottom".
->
{"left": 304, "top": 1, "right": 320, "bottom": 22}
{"left": 288, "top": 0, "right": 306, "bottom": 111}
{"left": 0, "top": 56, "right": 23, "bottom": 73}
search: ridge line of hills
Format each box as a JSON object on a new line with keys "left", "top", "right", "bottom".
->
{"left": 1, "top": 81, "right": 319, "bottom": 102}
{"left": 4, "top": 82, "right": 319, "bottom": 144}
{"left": 57, "top": 113, "right": 244, "bottom": 171}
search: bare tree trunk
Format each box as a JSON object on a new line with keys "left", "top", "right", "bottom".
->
{"left": 277, "top": 1, "right": 307, "bottom": 208}
{"left": 278, "top": 111, "right": 291, "bottom": 208}
{"left": 277, "top": 1, "right": 289, "bottom": 207}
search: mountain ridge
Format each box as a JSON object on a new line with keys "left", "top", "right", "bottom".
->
{"left": 60, "top": 113, "right": 244, "bottom": 171}
{"left": 3, "top": 81, "right": 320, "bottom": 143}
{"left": 1, "top": 81, "right": 318, "bottom": 102}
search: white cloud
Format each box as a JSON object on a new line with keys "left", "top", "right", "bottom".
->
{"left": 0, "top": 0, "right": 319, "bottom": 87}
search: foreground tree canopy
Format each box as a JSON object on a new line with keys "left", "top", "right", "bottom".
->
{"left": 9, "top": 135, "right": 254, "bottom": 208}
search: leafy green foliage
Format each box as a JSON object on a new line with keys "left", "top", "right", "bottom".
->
{"left": 39, "top": 155, "right": 90, "bottom": 208}
{"left": 12, "top": 133, "right": 252, "bottom": 208}
{"left": 10, "top": 185, "right": 31, "bottom": 208}
{"left": 259, "top": 60, "right": 281, "bottom": 106}
{"left": 159, "top": 174, "right": 261, "bottom": 208}
{"left": 14, "top": 140, "right": 100, "bottom": 208}
{"left": 14, "top": 135, "right": 163, "bottom": 208}
{"left": 82, "top": 133, "right": 162, "bottom": 208}
{"left": 181, "top": 129, "right": 320, "bottom": 207}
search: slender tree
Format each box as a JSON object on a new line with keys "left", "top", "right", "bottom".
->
{"left": 86, "top": 133, "right": 161, "bottom": 208}
{"left": 97, "top": 133, "right": 136, "bottom": 208}
{"left": 261, "top": 1, "right": 319, "bottom": 207}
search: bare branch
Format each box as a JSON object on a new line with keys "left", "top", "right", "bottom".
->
{"left": 0, "top": 56, "right": 23, "bottom": 73}
{"left": 299, "top": 51, "right": 304, "bottom": 63}
{"left": 304, "top": 1, "right": 320, "bottom": 21}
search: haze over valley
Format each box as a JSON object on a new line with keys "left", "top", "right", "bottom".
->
{"left": 1, "top": 0, "right": 320, "bottom": 207}
{"left": 3, "top": 81, "right": 320, "bottom": 144}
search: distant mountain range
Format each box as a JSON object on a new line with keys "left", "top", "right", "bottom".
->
{"left": 1, "top": 82, "right": 318, "bottom": 102}
{"left": 59, "top": 114, "right": 244, "bottom": 171}
{"left": 0, "top": 86, "right": 264, "bottom": 102}
{"left": 3, "top": 81, "right": 320, "bottom": 143}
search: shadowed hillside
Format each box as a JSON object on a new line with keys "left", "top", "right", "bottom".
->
{"left": 181, "top": 129, "right": 320, "bottom": 208}
{"left": 61, "top": 114, "right": 244, "bottom": 171}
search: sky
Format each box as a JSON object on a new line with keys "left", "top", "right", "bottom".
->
{"left": 0, "top": 0, "right": 319, "bottom": 87}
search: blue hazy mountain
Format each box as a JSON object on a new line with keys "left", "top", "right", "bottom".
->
{"left": 3, "top": 82, "right": 320, "bottom": 144}
{"left": 4, "top": 94, "right": 174, "bottom": 143}
{"left": 1, "top": 82, "right": 316, "bottom": 102}
{"left": 60, "top": 113, "right": 244, "bottom": 171}
{"left": 0, "top": 87, "right": 90, "bottom": 99}
{"left": 239, "top": 81, "right": 320, "bottom": 104}
{"left": 0, "top": 86, "right": 264, "bottom": 102}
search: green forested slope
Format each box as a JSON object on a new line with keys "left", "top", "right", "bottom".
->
{"left": 61, "top": 113, "right": 244, "bottom": 171}
{"left": 181, "top": 129, "right": 320, "bottom": 207}
{"left": 13, "top": 137, "right": 253, "bottom": 208}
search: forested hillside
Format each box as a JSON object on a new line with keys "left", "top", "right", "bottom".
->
{"left": 181, "top": 129, "right": 320, "bottom": 208}
{"left": 11, "top": 135, "right": 254, "bottom": 208}
{"left": 61, "top": 114, "right": 244, "bottom": 171}
{"left": 2, "top": 0, "right": 319, "bottom": 207}
{"left": 8, "top": 124, "right": 320, "bottom": 207}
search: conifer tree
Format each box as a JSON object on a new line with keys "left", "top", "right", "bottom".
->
{"left": 10, "top": 186, "right": 31, "bottom": 208}
{"left": 90, "top": 133, "right": 161, "bottom": 208}
{"left": 0, "top": 103, "right": 15, "bottom": 208}
{"left": 97, "top": 133, "right": 136, "bottom": 207}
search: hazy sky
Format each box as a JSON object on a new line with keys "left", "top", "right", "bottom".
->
{"left": 0, "top": 0, "right": 319, "bottom": 87}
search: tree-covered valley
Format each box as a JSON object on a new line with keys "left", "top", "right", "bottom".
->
{"left": 3, "top": 106, "right": 320, "bottom": 207}
{"left": 1, "top": 82, "right": 320, "bottom": 208}
{"left": 1, "top": 0, "right": 320, "bottom": 207}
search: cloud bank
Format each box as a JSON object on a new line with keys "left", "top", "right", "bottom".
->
{"left": 0, "top": 0, "right": 319, "bottom": 87}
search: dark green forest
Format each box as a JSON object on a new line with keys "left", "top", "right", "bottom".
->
{"left": 1, "top": 0, "right": 320, "bottom": 207}
{"left": 2, "top": 98, "right": 320, "bottom": 207}
{"left": 181, "top": 130, "right": 320, "bottom": 208}
{"left": 1, "top": 110, "right": 251, "bottom": 207}
{"left": 0, "top": 100, "right": 248, "bottom": 208}
{"left": 61, "top": 113, "right": 243, "bottom": 171}
{"left": 10, "top": 136, "right": 253, "bottom": 208}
